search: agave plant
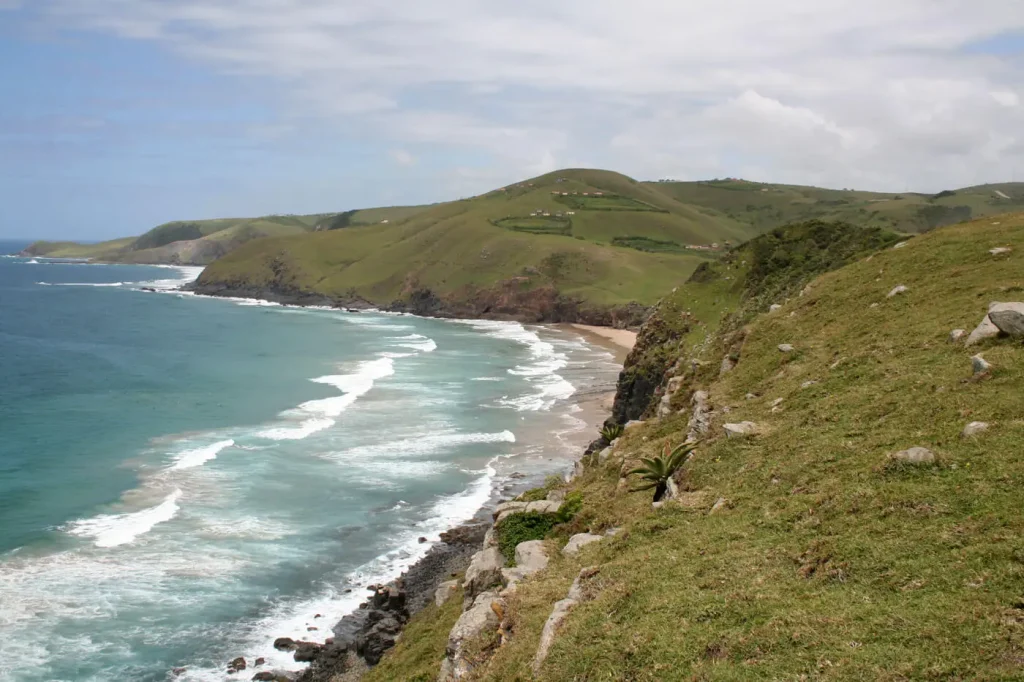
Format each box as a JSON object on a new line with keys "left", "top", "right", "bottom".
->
{"left": 626, "top": 442, "right": 696, "bottom": 502}
{"left": 601, "top": 423, "right": 624, "bottom": 443}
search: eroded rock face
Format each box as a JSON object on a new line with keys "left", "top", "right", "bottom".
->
{"left": 531, "top": 567, "right": 600, "bottom": 675}
{"left": 686, "top": 390, "right": 711, "bottom": 443}
{"left": 463, "top": 547, "right": 505, "bottom": 602}
{"left": 435, "top": 580, "right": 459, "bottom": 608}
{"left": 891, "top": 447, "right": 936, "bottom": 465}
{"left": 438, "top": 592, "right": 505, "bottom": 681}
{"left": 988, "top": 302, "right": 1024, "bottom": 336}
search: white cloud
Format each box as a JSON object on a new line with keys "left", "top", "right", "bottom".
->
{"left": 29, "top": 0, "right": 1024, "bottom": 192}
{"left": 389, "top": 149, "right": 416, "bottom": 166}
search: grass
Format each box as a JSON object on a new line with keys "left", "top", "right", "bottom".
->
{"left": 493, "top": 216, "right": 573, "bottom": 236}
{"left": 371, "top": 213, "right": 1024, "bottom": 680}
{"left": 555, "top": 194, "right": 665, "bottom": 212}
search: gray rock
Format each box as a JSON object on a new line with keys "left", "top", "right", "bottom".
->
{"left": 966, "top": 315, "right": 1001, "bottom": 346}
{"left": 948, "top": 329, "right": 966, "bottom": 343}
{"left": 745, "top": 393, "right": 758, "bottom": 400}
{"left": 800, "top": 380, "right": 818, "bottom": 389}
{"left": 514, "top": 540, "right": 549, "bottom": 574}
{"left": 778, "top": 344, "right": 794, "bottom": 353}
{"left": 524, "top": 500, "right": 561, "bottom": 515}
{"left": 604, "top": 527, "right": 622, "bottom": 537}
{"left": 562, "top": 533, "right": 603, "bottom": 556}
{"left": 770, "top": 398, "right": 784, "bottom": 408}
{"left": 435, "top": 580, "right": 459, "bottom": 608}
{"left": 597, "top": 446, "right": 613, "bottom": 463}
{"left": 531, "top": 567, "right": 599, "bottom": 675}
{"left": 719, "top": 356, "right": 735, "bottom": 376}
{"left": 686, "top": 390, "right": 711, "bottom": 443}
{"left": 972, "top": 354, "right": 992, "bottom": 375}
{"left": 463, "top": 547, "right": 505, "bottom": 601}
{"left": 988, "top": 302, "right": 1024, "bottom": 336}
{"left": 723, "top": 422, "right": 758, "bottom": 438}
{"left": 492, "top": 501, "right": 527, "bottom": 519}
{"left": 962, "top": 421, "right": 990, "bottom": 437}
{"left": 870, "top": 302, "right": 880, "bottom": 309}
{"left": 891, "top": 447, "right": 936, "bottom": 465}
{"left": 990, "top": 247, "right": 1012, "bottom": 255}
{"left": 500, "top": 567, "right": 530, "bottom": 593}
{"left": 769, "top": 304, "right": 782, "bottom": 313}
{"left": 482, "top": 526, "right": 497, "bottom": 549}
{"left": 709, "top": 497, "right": 727, "bottom": 514}
{"left": 624, "top": 420, "right": 644, "bottom": 429}
{"left": 893, "top": 241, "right": 909, "bottom": 249}
{"left": 545, "top": 489, "right": 565, "bottom": 503}
{"left": 440, "top": 592, "right": 504, "bottom": 681}
{"left": 887, "top": 285, "right": 908, "bottom": 298}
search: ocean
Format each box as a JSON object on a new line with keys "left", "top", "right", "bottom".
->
{"left": 0, "top": 242, "right": 620, "bottom": 681}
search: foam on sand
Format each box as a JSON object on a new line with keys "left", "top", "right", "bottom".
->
{"left": 65, "top": 490, "right": 183, "bottom": 548}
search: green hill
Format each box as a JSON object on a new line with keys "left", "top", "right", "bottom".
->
{"left": 193, "top": 169, "right": 759, "bottom": 320}
{"left": 20, "top": 205, "right": 431, "bottom": 265}
{"left": 648, "top": 178, "right": 1024, "bottom": 234}
{"left": 364, "top": 213, "right": 1024, "bottom": 681}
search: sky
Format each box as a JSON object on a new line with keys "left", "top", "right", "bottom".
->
{"left": 2, "top": 1, "right": 1024, "bottom": 240}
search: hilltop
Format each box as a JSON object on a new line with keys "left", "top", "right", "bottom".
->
{"left": 19, "top": 205, "right": 429, "bottom": 265}
{"left": 358, "top": 213, "right": 1024, "bottom": 681}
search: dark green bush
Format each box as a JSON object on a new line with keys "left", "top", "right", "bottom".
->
{"left": 496, "top": 512, "right": 557, "bottom": 563}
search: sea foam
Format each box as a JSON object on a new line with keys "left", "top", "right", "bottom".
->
{"left": 169, "top": 439, "right": 236, "bottom": 471}
{"left": 65, "top": 490, "right": 183, "bottom": 548}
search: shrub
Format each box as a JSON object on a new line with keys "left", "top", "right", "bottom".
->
{"left": 626, "top": 442, "right": 697, "bottom": 502}
{"left": 601, "top": 423, "right": 624, "bottom": 442}
{"left": 496, "top": 512, "right": 557, "bottom": 563}
{"left": 556, "top": 491, "right": 583, "bottom": 523}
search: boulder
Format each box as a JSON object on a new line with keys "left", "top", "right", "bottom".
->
{"left": 778, "top": 344, "right": 794, "bottom": 353}
{"left": 463, "top": 547, "right": 505, "bottom": 601}
{"left": 972, "top": 354, "right": 992, "bottom": 375}
{"left": 482, "top": 526, "right": 497, "bottom": 549}
{"left": 514, "top": 540, "right": 549, "bottom": 574}
{"left": 948, "top": 329, "right": 966, "bottom": 343}
{"left": 966, "top": 315, "right": 1001, "bottom": 346}
{"left": 887, "top": 285, "right": 908, "bottom": 298}
{"left": 990, "top": 247, "right": 1012, "bottom": 255}
{"left": 686, "top": 390, "right": 711, "bottom": 442}
{"left": 492, "top": 501, "right": 527, "bottom": 519}
{"left": 988, "top": 302, "right": 1024, "bottom": 336}
{"left": 962, "top": 421, "right": 990, "bottom": 437}
{"left": 524, "top": 500, "right": 561, "bottom": 515}
{"left": 435, "top": 580, "right": 459, "bottom": 607}
{"left": 723, "top": 422, "right": 758, "bottom": 438}
{"left": 439, "top": 592, "right": 505, "bottom": 681}
{"left": 227, "top": 657, "right": 246, "bottom": 673}
{"left": 545, "top": 489, "right": 566, "bottom": 503}
{"left": 273, "top": 638, "right": 297, "bottom": 651}
{"left": 292, "top": 642, "right": 323, "bottom": 663}
{"left": 597, "top": 446, "right": 613, "bottom": 462}
{"left": 769, "top": 304, "right": 782, "bottom": 313}
{"left": 562, "top": 533, "right": 603, "bottom": 556}
{"left": 254, "top": 658, "right": 265, "bottom": 666}
{"left": 891, "top": 447, "right": 936, "bottom": 465}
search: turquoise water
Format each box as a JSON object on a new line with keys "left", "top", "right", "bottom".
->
{"left": 0, "top": 244, "right": 619, "bottom": 681}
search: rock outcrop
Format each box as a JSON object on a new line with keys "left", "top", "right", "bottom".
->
{"left": 531, "top": 567, "right": 601, "bottom": 675}
{"left": 988, "top": 302, "right": 1024, "bottom": 336}
{"left": 562, "top": 533, "right": 603, "bottom": 556}
{"left": 463, "top": 547, "right": 505, "bottom": 603}
{"left": 438, "top": 592, "right": 505, "bottom": 681}
{"left": 891, "top": 447, "right": 936, "bottom": 465}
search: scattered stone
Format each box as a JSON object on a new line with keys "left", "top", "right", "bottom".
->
{"left": 709, "top": 497, "right": 727, "bottom": 514}
{"left": 771, "top": 398, "right": 784, "bottom": 408}
{"left": 435, "top": 580, "right": 459, "bottom": 607}
{"left": 492, "top": 501, "right": 527, "bottom": 519}
{"left": 891, "top": 447, "right": 936, "bottom": 465}
{"left": 306, "top": 626, "right": 318, "bottom": 632}
{"left": 801, "top": 380, "right": 818, "bottom": 389}
{"left": 988, "top": 302, "right": 1024, "bottom": 336}
{"left": 869, "top": 302, "right": 879, "bottom": 309}
{"left": 597, "top": 446, "right": 613, "bottom": 462}
{"left": 887, "top": 285, "right": 908, "bottom": 298}
{"left": 418, "top": 536, "right": 428, "bottom": 543}
{"left": 962, "top": 421, "right": 990, "bottom": 438}
{"left": 723, "top": 422, "right": 758, "bottom": 438}
{"left": 562, "top": 533, "right": 603, "bottom": 556}
{"left": 439, "top": 592, "right": 505, "bottom": 681}
{"left": 463, "top": 547, "right": 505, "bottom": 602}
{"left": 893, "top": 241, "right": 909, "bottom": 249}
{"left": 625, "top": 420, "right": 644, "bottom": 429}
{"left": 745, "top": 393, "right": 758, "bottom": 400}
{"left": 172, "top": 668, "right": 187, "bottom": 677}
{"left": 482, "top": 526, "right": 497, "bottom": 549}
{"left": 769, "top": 304, "right": 782, "bottom": 313}
{"left": 972, "top": 354, "right": 992, "bottom": 375}
{"left": 966, "top": 315, "right": 1001, "bottom": 346}
{"left": 227, "top": 657, "right": 247, "bottom": 673}
{"left": 778, "top": 344, "right": 794, "bottom": 353}
{"left": 545, "top": 489, "right": 565, "bottom": 503}
{"left": 990, "top": 247, "right": 1012, "bottom": 255}
{"left": 254, "top": 657, "right": 265, "bottom": 667}
{"left": 514, "top": 540, "right": 549, "bottom": 574}
{"left": 719, "top": 356, "right": 736, "bottom": 375}
{"left": 948, "top": 329, "right": 966, "bottom": 343}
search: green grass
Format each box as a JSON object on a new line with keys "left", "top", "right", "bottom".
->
{"left": 371, "top": 213, "right": 1024, "bottom": 680}
{"left": 493, "top": 216, "right": 572, "bottom": 236}
{"left": 21, "top": 237, "right": 136, "bottom": 259}
{"left": 555, "top": 194, "right": 664, "bottom": 212}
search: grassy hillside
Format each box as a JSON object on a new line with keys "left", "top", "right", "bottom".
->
{"left": 370, "top": 213, "right": 1024, "bottom": 680}
{"left": 195, "top": 169, "right": 758, "bottom": 315}
{"left": 20, "top": 205, "right": 431, "bottom": 265}
{"left": 649, "top": 178, "right": 1024, "bottom": 234}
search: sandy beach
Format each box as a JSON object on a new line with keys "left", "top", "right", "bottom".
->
{"left": 565, "top": 323, "right": 637, "bottom": 363}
